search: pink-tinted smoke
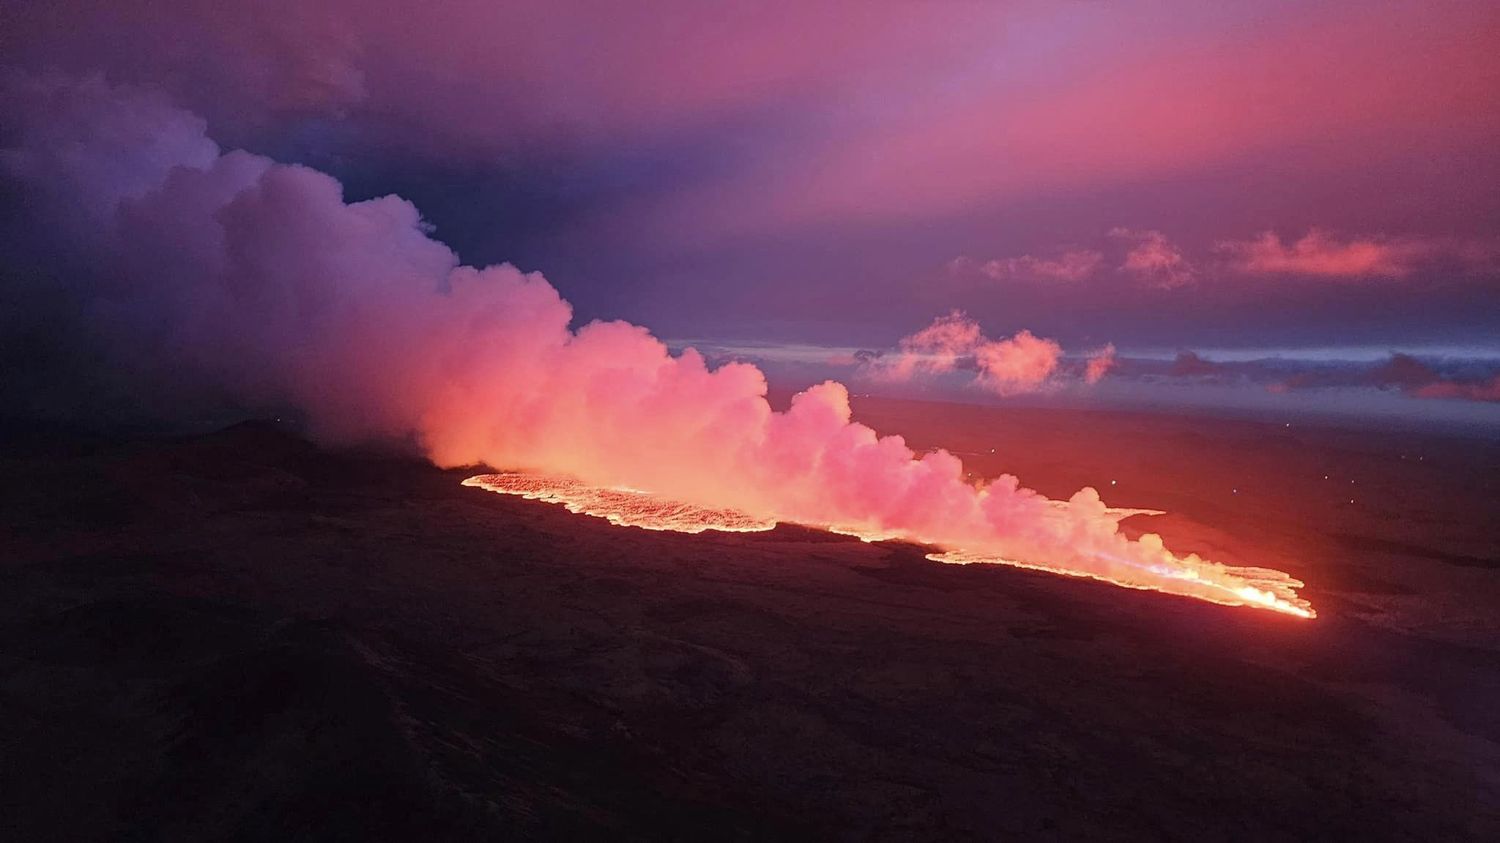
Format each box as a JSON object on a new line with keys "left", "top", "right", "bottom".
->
{"left": 0, "top": 75, "right": 1312, "bottom": 617}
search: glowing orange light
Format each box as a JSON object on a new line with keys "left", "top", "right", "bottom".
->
{"left": 465, "top": 472, "right": 1316, "bottom": 619}
{"left": 927, "top": 550, "right": 1314, "bottom": 619}
{"left": 463, "top": 473, "right": 776, "bottom": 533}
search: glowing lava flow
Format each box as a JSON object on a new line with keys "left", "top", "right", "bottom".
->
{"left": 464, "top": 472, "right": 1316, "bottom": 619}
{"left": 463, "top": 474, "right": 777, "bottom": 533}
{"left": 928, "top": 550, "right": 1315, "bottom": 619}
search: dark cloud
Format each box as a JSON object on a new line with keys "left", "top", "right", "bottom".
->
{"left": 1099, "top": 350, "right": 1500, "bottom": 405}
{"left": 1168, "top": 351, "right": 1226, "bottom": 378}
{"left": 1273, "top": 353, "right": 1500, "bottom": 403}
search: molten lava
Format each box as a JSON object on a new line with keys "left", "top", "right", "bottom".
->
{"left": 927, "top": 550, "right": 1314, "bottom": 618}
{"left": 463, "top": 474, "right": 777, "bottom": 533}
{"left": 464, "top": 472, "right": 1315, "bottom": 619}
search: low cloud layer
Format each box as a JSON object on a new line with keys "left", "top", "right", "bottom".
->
{"left": 1084, "top": 344, "right": 1117, "bottom": 385}
{"left": 1099, "top": 349, "right": 1500, "bottom": 404}
{"left": 951, "top": 228, "right": 1202, "bottom": 289}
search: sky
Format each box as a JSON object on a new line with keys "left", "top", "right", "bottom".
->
{"left": 3, "top": 0, "right": 1499, "bottom": 430}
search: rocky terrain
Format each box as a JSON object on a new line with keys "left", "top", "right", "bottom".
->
{"left": 2, "top": 403, "right": 1498, "bottom": 840}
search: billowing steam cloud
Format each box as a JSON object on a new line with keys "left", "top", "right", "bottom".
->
{"left": 0, "top": 75, "right": 1311, "bottom": 616}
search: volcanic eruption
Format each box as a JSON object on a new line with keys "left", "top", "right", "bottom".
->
{"left": 1, "top": 74, "right": 1313, "bottom": 619}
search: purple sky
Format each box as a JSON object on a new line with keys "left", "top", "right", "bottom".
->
{"left": 3, "top": 0, "right": 1498, "bottom": 429}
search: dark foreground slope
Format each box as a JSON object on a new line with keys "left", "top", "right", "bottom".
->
{"left": 1, "top": 413, "right": 1498, "bottom": 841}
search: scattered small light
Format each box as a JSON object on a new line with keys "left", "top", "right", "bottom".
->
{"left": 1110, "top": 479, "right": 1117, "bottom": 486}
{"left": 1232, "top": 488, "right": 1238, "bottom": 494}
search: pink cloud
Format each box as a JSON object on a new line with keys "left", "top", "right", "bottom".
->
{"left": 960, "top": 227, "right": 1496, "bottom": 291}
{"left": 953, "top": 249, "right": 1104, "bottom": 283}
{"left": 973, "top": 330, "right": 1062, "bottom": 395}
{"left": 865, "top": 310, "right": 1066, "bottom": 396}
{"left": 1217, "top": 230, "right": 1435, "bottom": 278}
{"left": 1110, "top": 228, "right": 1195, "bottom": 288}
{"left": 1084, "top": 344, "right": 1116, "bottom": 385}
{"left": 872, "top": 309, "right": 984, "bottom": 381}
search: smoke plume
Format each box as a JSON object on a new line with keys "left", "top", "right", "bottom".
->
{"left": 0, "top": 75, "right": 1310, "bottom": 615}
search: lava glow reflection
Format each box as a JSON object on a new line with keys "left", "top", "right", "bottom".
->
{"left": 464, "top": 472, "right": 1316, "bottom": 619}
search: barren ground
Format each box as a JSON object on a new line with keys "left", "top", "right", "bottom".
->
{"left": 2, "top": 401, "right": 1497, "bottom": 840}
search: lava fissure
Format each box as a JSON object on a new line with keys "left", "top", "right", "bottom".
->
{"left": 1, "top": 76, "right": 1316, "bottom": 623}
{"left": 465, "top": 472, "right": 1316, "bottom": 618}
